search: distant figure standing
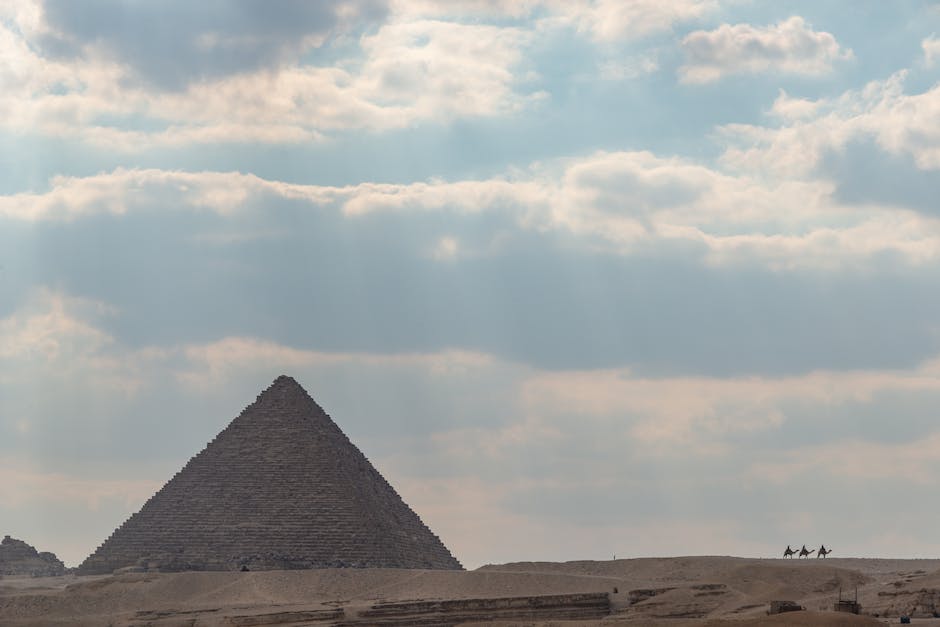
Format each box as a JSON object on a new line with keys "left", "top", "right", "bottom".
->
{"left": 817, "top": 545, "right": 832, "bottom": 558}
{"left": 783, "top": 545, "right": 797, "bottom": 559}
{"left": 799, "top": 545, "right": 815, "bottom": 559}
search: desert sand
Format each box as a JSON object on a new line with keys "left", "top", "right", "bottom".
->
{"left": 2, "top": 556, "right": 940, "bottom": 625}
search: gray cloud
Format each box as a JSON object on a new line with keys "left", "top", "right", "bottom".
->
{"left": 4, "top": 195, "right": 940, "bottom": 378}
{"left": 823, "top": 139, "right": 940, "bottom": 216}
{"left": 38, "top": 0, "right": 388, "bottom": 90}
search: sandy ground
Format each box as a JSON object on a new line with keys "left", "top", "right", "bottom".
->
{"left": 1, "top": 556, "right": 939, "bottom": 625}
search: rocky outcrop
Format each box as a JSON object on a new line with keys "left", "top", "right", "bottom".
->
{"left": 78, "top": 376, "right": 462, "bottom": 574}
{"left": 0, "top": 535, "right": 66, "bottom": 577}
{"left": 344, "top": 593, "right": 611, "bottom": 625}
{"left": 214, "top": 593, "right": 612, "bottom": 626}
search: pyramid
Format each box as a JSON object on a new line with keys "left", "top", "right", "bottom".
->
{"left": 77, "top": 376, "right": 462, "bottom": 574}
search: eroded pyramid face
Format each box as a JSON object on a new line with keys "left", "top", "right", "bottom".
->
{"left": 78, "top": 376, "right": 461, "bottom": 574}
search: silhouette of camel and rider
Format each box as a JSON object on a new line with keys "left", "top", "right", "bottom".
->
{"left": 783, "top": 544, "right": 831, "bottom": 558}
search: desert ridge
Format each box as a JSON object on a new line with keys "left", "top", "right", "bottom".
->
{"left": 2, "top": 555, "right": 940, "bottom": 625}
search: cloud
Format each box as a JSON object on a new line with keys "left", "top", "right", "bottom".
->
{"left": 5, "top": 155, "right": 940, "bottom": 389}
{"left": 923, "top": 35, "right": 940, "bottom": 67}
{"left": 138, "top": 19, "right": 541, "bottom": 145}
{"left": 679, "top": 16, "right": 852, "bottom": 83}
{"left": 391, "top": 0, "right": 541, "bottom": 20}
{"left": 769, "top": 89, "right": 823, "bottom": 121}
{"left": 750, "top": 433, "right": 940, "bottom": 486}
{"left": 519, "top": 358, "right": 940, "bottom": 453}
{"left": 430, "top": 236, "right": 460, "bottom": 261}
{"left": 546, "top": 0, "right": 719, "bottom": 42}
{"left": 0, "top": 5, "right": 541, "bottom": 147}
{"left": 353, "top": 19, "right": 543, "bottom": 120}
{"left": 0, "top": 288, "right": 516, "bottom": 451}
{"left": 394, "top": 0, "right": 719, "bottom": 42}
{"left": 6, "top": 148, "right": 940, "bottom": 270}
{"left": 0, "top": 169, "right": 274, "bottom": 220}
{"left": 31, "top": 282, "right": 934, "bottom": 460}
{"left": 721, "top": 71, "right": 940, "bottom": 177}
{"left": 0, "top": 288, "right": 142, "bottom": 395}
{"left": 36, "top": 0, "right": 389, "bottom": 90}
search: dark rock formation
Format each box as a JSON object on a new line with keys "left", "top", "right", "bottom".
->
{"left": 0, "top": 535, "right": 66, "bottom": 577}
{"left": 77, "top": 375, "right": 462, "bottom": 574}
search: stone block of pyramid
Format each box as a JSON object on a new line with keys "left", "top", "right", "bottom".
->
{"left": 77, "top": 376, "right": 461, "bottom": 574}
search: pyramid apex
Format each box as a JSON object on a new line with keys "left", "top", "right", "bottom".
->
{"left": 264, "top": 374, "right": 307, "bottom": 393}
{"left": 252, "top": 375, "right": 311, "bottom": 406}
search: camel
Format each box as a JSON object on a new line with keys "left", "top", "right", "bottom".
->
{"left": 817, "top": 545, "right": 832, "bottom": 558}
{"left": 799, "top": 545, "right": 815, "bottom": 558}
{"left": 783, "top": 545, "right": 797, "bottom": 559}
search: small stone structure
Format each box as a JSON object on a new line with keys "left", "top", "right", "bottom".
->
{"left": 834, "top": 598, "right": 861, "bottom": 614}
{"left": 768, "top": 600, "right": 803, "bottom": 614}
{"left": 0, "top": 535, "right": 66, "bottom": 577}
{"left": 77, "top": 376, "right": 462, "bottom": 574}
{"left": 834, "top": 587, "right": 861, "bottom": 614}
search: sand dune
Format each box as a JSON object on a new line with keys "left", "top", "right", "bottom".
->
{"left": 2, "top": 556, "right": 940, "bottom": 625}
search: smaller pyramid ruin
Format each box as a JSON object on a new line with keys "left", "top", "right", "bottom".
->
{"left": 0, "top": 535, "right": 66, "bottom": 577}
{"left": 78, "top": 376, "right": 461, "bottom": 574}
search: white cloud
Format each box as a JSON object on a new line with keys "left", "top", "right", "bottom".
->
{"left": 394, "top": 0, "right": 719, "bottom": 42}
{"left": 546, "top": 151, "right": 940, "bottom": 269}
{"left": 722, "top": 71, "right": 940, "bottom": 175}
{"left": 132, "top": 19, "right": 542, "bottom": 146}
{"left": 0, "top": 168, "right": 344, "bottom": 220}
{"left": 769, "top": 89, "right": 823, "bottom": 121}
{"left": 0, "top": 0, "right": 740, "bottom": 147}
{"left": 0, "top": 5, "right": 541, "bottom": 148}
{"left": 392, "top": 0, "right": 541, "bottom": 20}
{"left": 430, "top": 236, "right": 460, "bottom": 261}
{"left": 546, "top": 0, "right": 719, "bottom": 42}
{"left": 0, "top": 289, "right": 111, "bottom": 361}
{"left": 338, "top": 178, "right": 547, "bottom": 216}
{"left": 0, "top": 289, "right": 141, "bottom": 394}
{"left": 355, "top": 19, "right": 543, "bottom": 121}
{"left": 922, "top": 35, "right": 940, "bottom": 67}
{"left": 679, "top": 16, "right": 852, "bottom": 83}
{"left": 7, "top": 147, "right": 940, "bottom": 269}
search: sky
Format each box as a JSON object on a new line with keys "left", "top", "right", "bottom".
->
{"left": 3, "top": 0, "right": 940, "bottom": 569}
